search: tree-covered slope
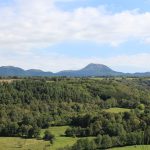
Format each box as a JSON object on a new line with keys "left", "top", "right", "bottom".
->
{"left": 0, "top": 77, "right": 150, "bottom": 150}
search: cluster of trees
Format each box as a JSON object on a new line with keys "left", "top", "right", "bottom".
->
{"left": 0, "top": 122, "right": 40, "bottom": 138}
{"left": 59, "top": 128, "right": 150, "bottom": 150}
{"left": 65, "top": 109, "right": 150, "bottom": 149}
{"left": 66, "top": 109, "right": 150, "bottom": 137}
{"left": 60, "top": 127, "right": 150, "bottom": 150}
{"left": 94, "top": 130, "right": 149, "bottom": 149}
{"left": 0, "top": 77, "right": 150, "bottom": 106}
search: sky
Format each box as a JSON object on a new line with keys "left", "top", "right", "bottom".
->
{"left": 0, "top": 0, "right": 150, "bottom": 73}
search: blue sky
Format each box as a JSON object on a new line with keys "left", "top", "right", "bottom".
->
{"left": 57, "top": 0, "right": 150, "bottom": 12}
{"left": 0, "top": 0, "right": 150, "bottom": 72}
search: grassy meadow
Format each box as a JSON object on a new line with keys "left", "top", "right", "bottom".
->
{"left": 111, "top": 145, "right": 150, "bottom": 150}
{"left": 0, "top": 126, "right": 94, "bottom": 150}
{"left": 104, "top": 108, "right": 131, "bottom": 113}
{"left": 41, "top": 126, "right": 78, "bottom": 150}
{"left": 0, "top": 137, "right": 50, "bottom": 150}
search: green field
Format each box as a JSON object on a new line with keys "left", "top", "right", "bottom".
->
{"left": 0, "top": 137, "right": 50, "bottom": 150}
{"left": 42, "top": 126, "right": 78, "bottom": 150}
{"left": 0, "top": 79, "right": 21, "bottom": 83}
{"left": 111, "top": 145, "right": 150, "bottom": 150}
{"left": 104, "top": 108, "right": 131, "bottom": 113}
{"left": 0, "top": 126, "right": 94, "bottom": 150}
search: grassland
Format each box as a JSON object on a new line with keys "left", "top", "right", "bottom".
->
{"left": 0, "top": 126, "right": 94, "bottom": 150}
{"left": 111, "top": 145, "right": 150, "bottom": 150}
{"left": 0, "top": 79, "right": 21, "bottom": 83}
{"left": 0, "top": 137, "right": 50, "bottom": 150}
{"left": 41, "top": 126, "right": 78, "bottom": 150}
{"left": 104, "top": 108, "right": 131, "bottom": 113}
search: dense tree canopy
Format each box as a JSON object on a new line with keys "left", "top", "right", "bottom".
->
{"left": 0, "top": 77, "right": 150, "bottom": 149}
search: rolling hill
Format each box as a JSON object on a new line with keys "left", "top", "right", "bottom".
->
{"left": 0, "top": 64, "right": 149, "bottom": 77}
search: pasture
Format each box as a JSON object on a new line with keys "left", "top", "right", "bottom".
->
{"left": 104, "top": 108, "right": 131, "bottom": 113}
{"left": 111, "top": 145, "right": 150, "bottom": 150}
{"left": 0, "top": 126, "right": 94, "bottom": 150}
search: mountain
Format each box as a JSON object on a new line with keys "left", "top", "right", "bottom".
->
{"left": 133, "top": 72, "right": 150, "bottom": 77}
{"left": 0, "top": 66, "right": 25, "bottom": 76}
{"left": 56, "top": 63, "right": 123, "bottom": 77}
{"left": 78, "top": 63, "right": 123, "bottom": 76}
{"left": 0, "top": 64, "right": 149, "bottom": 77}
{"left": 26, "top": 69, "right": 53, "bottom": 76}
{"left": 0, "top": 66, "right": 53, "bottom": 76}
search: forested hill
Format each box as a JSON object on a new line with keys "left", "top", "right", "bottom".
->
{"left": 0, "top": 64, "right": 150, "bottom": 77}
{"left": 0, "top": 77, "right": 150, "bottom": 149}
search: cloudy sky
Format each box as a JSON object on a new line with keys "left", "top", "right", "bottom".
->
{"left": 0, "top": 0, "right": 150, "bottom": 73}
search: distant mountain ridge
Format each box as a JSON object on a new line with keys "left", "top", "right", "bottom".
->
{"left": 56, "top": 64, "right": 124, "bottom": 77}
{"left": 0, "top": 66, "right": 53, "bottom": 77}
{"left": 0, "top": 64, "right": 149, "bottom": 77}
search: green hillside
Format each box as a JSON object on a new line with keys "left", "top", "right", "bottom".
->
{"left": 0, "top": 77, "right": 150, "bottom": 150}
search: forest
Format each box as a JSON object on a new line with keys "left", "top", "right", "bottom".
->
{"left": 0, "top": 77, "right": 150, "bottom": 149}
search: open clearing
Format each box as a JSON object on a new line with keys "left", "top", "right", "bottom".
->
{"left": 111, "top": 145, "right": 150, "bottom": 150}
{"left": 104, "top": 108, "right": 131, "bottom": 113}
{"left": 0, "top": 79, "right": 21, "bottom": 83}
{"left": 0, "top": 126, "right": 94, "bottom": 150}
{"left": 41, "top": 126, "right": 78, "bottom": 150}
{"left": 0, "top": 137, "right": 50, "bottom": 150}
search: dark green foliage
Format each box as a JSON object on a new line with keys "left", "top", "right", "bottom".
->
{"left": 43, "top": 130, "right": 55, "bottom": 144}
{"left": 101, "top": 134, "right": 112, "bottom": 148}
{"left": 144, "top": 127, "right": 150, "bottom": 144}
{"left": 71, "top": 138, "right": 96, "bottom": 150}
{"left": 95, "top": 134, "right": 102, "bottom": 148}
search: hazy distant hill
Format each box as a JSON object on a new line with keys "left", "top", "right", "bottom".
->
{"left": 0, "top": 64, "right": 149, "bottom": 77}
{"left": 56, "top": 63, "right": 123, "bottom": 77}
{"left": 0, "top": 66, "right": 53, "bottom": 76}
{"left": 26, "top": 69, "right": 53, "bottom": 76}
{"left": 0, "top": 66, "right": 25, "bottom": 76}
{"left": 133, "top": 72, "right": 150, "bottom": 77}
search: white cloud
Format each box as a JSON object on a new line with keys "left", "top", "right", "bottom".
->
{"left": 0, "top": 0, "right": 150, "bottom": 52}
{"left": 0, "top": 0, "right": 150, "bottom": 72}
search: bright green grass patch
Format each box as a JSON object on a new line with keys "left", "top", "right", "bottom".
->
{"left": 104, "top": 108, "right": 131, "bottom": 113}
{"left": 111, "top": 145, "right": 150, "bottom": 150}
{"left": 40, "top": 126, "right": 69, "bottom": 137}
{"left": 0, "top": 126, "right": 74, "bottom": 150}
{"left": 90, "top": 77, "right": 105, "bottom": 80}
{"left": 0, "top": 137, "right": 50, "bottom": 150}
{"left": 41, "top": 126, "right": 77, "bottom": 150}
{"left": 42, "top": 126, "right": 95, "bottom": 150}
